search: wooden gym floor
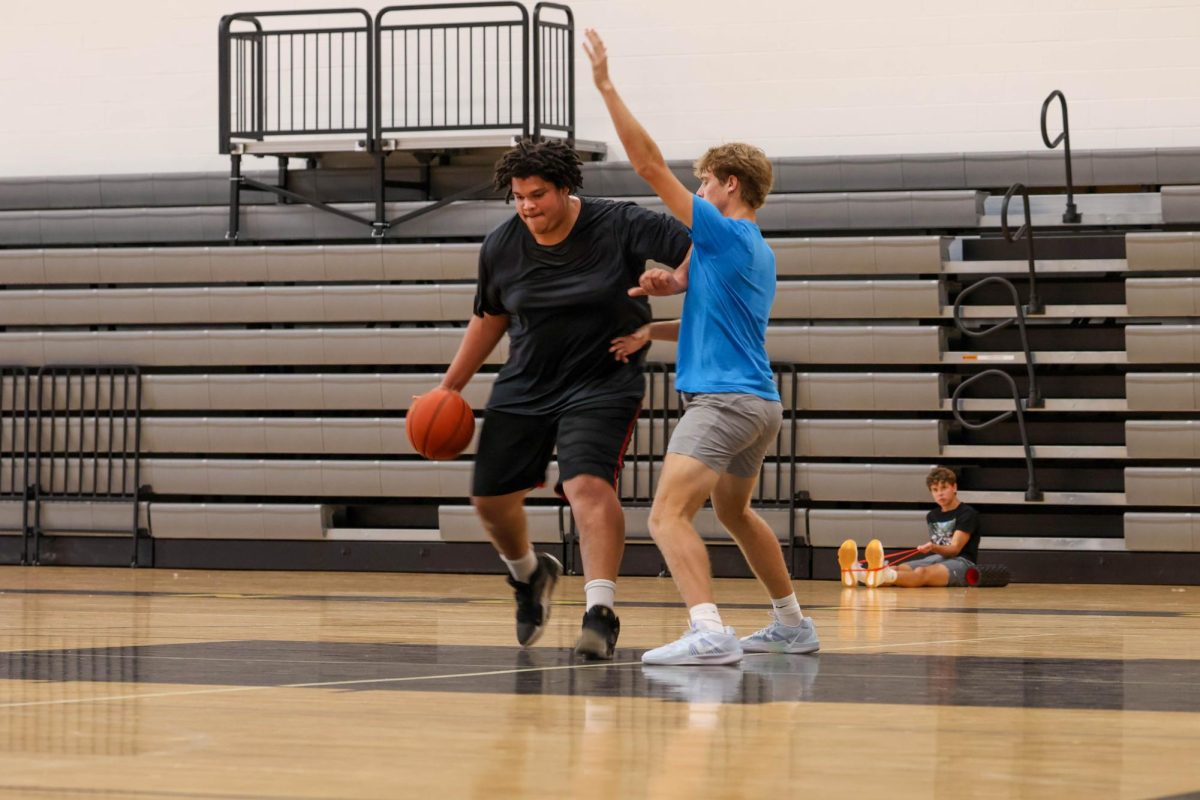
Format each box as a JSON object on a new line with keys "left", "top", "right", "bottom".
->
{"left": 0, "top": 566, "right": 1197, "bottom": 799}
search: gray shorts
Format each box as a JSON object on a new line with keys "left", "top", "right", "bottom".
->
{"left": 904, "top": 554, "right": 975, "bottom": 587}
{"left": 667, "top": 393, "right": 782, "bottom": 478}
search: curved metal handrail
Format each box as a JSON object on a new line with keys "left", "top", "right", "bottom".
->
{"left": 1040, "top": 90, "right": 1082, "bottom": 223}
{"left": 999, "top": 182, "right": 1043, "bottom": 315}
{"left": 951, "top": 369, "right": 1043, "bottom": 502}
{"left": 953, "top": 275, "right": 1041, "bottom": 408}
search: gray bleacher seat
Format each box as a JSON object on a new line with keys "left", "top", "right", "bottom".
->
{"left": 1162, "top": 186, "right": 1200, "bottom": 225}
{"left": 149, "top": 503, "right": 327, "bottom": 540}
{"left": 1126, "top": 373, "right": 1197, "bottom": 411}
{"left": 806, "top": 509, "right": 926, "bottom": 548}
{"left": 1126, "top": 232, "right": 1199, "bottom": 272}
{"left": 1125, "top": 325, "right": 1197, "bottom": 362}
{"left": 1124, "top": 513, "right": 1200, "bottom": 551}
{"left": 1126, "top": 421, "right": 1199, "bottom": 459}
{"left": 1126, "top": 279, "right": 1199, "bottom": 316}
{"left": 1125, "top": 468, "right": 1195, "bottom": 506}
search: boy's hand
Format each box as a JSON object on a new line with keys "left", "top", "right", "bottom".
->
{"left": 609, "top": 325, "right": 651, "bottom": 363}
{"left": 582, "top": 29, "right": 612, "bottom": 91}
{"left": 917, "top": 542, "right": 935, "bottom": 553}
{"left": 629, "top": 268, "right": 682, "bottom": 297}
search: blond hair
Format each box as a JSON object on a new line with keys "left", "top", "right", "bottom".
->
{"left": 694, "top": 143, "right": 773, "bottom": 209}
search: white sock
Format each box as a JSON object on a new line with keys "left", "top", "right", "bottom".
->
{"left": 688, "top": 602, "right": 725, "bottom": 633}
{"left": 771, "top": 594, "right": 805, "bottom": 627}
{"left": 584, "top": 579, "right": 616, "bottom": 610}
{"left": 880, "top": 567, "right": 898, "bottom": 586}
{"left": 501, "top": 550, "right": 539, "bottom": 583}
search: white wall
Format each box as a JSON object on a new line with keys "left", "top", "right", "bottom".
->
{"left": 1, "top": 0, "right": 1198, "bottom": 177}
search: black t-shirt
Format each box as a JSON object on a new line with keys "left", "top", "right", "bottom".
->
{"left": 474, "top": 197, "right": 691, "bottom": 415}
{"left": 926, "top": 503, "right": 980, "bottom": 563}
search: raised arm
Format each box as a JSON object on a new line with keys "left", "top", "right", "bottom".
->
{"left": 584, "top": 29, "right": 694, "bottom": 228}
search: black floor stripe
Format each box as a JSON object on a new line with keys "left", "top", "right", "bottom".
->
{"left": 1, "top": 586, "right": 1192, "bottom": 619}
{"left": 3, "top": 640, "right": 1199, "bottom": 713}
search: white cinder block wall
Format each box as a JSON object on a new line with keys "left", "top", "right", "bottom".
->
{"left": 1, "top": 0, "right": 1198, "bottom": 176}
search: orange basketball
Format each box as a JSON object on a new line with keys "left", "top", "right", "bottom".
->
{"left": 406, "top": 388, "right": 476, "bottom": 460}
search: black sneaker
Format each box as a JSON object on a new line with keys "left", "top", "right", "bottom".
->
{"left": 506, "top": 553, "right": 563, "bottom": 647}
{"left": 574, "top": 604, "right": 621, "bottom": 660}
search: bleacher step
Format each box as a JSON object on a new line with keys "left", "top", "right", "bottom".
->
{"left": 945, "top": 399, "right": 1128, "bottom": 412}
{"left": 949, "top": 304, "right": 1127, "bottom": 319}
{"left": 957, "top": 490, "right": 1126, "bottom": 506}
{"left": 943, "top": 445, "right": 1127, "bottom": 459}
{"left": 943, "top": 351, "right": 1128, "bottom": 365}
{"left": 942, "top": 259, "right": 1128, "bottom": 275}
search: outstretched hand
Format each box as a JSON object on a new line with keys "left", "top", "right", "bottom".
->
{"left": 582, "top": 28, "right": 612, "bottom": 90}
{"left": 628, "top": 268, "right": 682, "bottom": 297}
{"left": 609, "top": 325, "right": 650, "bottom": 363}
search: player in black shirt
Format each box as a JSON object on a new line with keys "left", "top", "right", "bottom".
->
{"left": 841, "top": 466, "right": 980, "bottom": 588}
{"left": 435, "top": 139, "right": 691, "bottom": 658}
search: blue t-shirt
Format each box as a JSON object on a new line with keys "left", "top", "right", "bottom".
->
{"left": 676, "top": 195, "right": 779, "bottom": 401}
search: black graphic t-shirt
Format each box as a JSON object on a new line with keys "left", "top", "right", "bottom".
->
{"left": 925, "top": 503, "right": 980, "bottom": 563}
{"left": 475, "top": 197, "right": 691, "bottom": 415}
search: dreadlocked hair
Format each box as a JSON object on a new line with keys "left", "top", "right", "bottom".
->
{"left": 492, "top": 138, "right": 583, "bottom": 199}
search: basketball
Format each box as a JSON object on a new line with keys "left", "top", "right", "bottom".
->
{"left": 407, "top": 388, "right": 476, "bottom": 460}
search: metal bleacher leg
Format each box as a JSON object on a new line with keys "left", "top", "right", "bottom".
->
{"left": 227, "top": 153, "right": 242, "bottom": 243}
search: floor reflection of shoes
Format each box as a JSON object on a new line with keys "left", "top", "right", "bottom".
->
{"left": 740, "top": 653, "right": 820, "bottom": 702}
{"left": 641, "top": 664, "right": 746, "bottom": 704}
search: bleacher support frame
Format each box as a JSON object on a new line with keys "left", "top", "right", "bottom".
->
{"left": 1, "top": 368, "right": 33, "bottom": 564}
{"left": 952, "top": 369, "right": 1043, "bottom": 502}
{"left": 219, "top": 3, "right": 583, "bottom": 242}
{"left": 1040, "top": 89, "right": 1082, "bottom": 224}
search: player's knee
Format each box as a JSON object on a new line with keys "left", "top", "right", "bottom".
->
{"left": 471, "top": 495, "right": 513, "bottom": 527}
{"left": 647, "top": 504, "right": 688, "bottom": 541}
{"left": 713, "top": 502, "right": 751, "bottom": 531}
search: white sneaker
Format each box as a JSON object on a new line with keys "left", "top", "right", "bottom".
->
{"left": 838, "top": 539, "right": 858, "bottom": 587}
{"left": 641, "top": 625, "right": 743, "bottom": 666}
{"left": 864, "top": 539, "right": 886, "bottom": 588}
{"left": 740, "top": 616, "right": 820, "bottom": 654}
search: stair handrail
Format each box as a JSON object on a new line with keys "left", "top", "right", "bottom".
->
{"left": 951, "top": 369, "right": 1043, "bottom": 502}
{"left": 999, "top": 182, "right": 1043, "bottom": 315}
{"left": 952, "top": 275, "right": 1042, "bottom": 409}
{"left": 1040, "top": 89, "right": 1082, "bottom": 223}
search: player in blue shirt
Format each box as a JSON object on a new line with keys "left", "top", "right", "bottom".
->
{"left": 586, "top": 29, "right": 819, "bottom": 665}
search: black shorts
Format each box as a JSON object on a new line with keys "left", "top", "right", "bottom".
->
{"left": 471, "top": 401, "right": 640, "bottom": 498}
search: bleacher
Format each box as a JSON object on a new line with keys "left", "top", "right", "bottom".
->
{"left": 2, "top": 147, "right": 1200, "bottom": 583}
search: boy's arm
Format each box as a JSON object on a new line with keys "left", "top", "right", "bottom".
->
{"left": 609, "top": 320, "right": 681, "bottom": 363}
{"left": 633, "top": 250, "right": 691, "bottom": 297}
{"left": 920, "top": 530, "right": 971, "bottom": 558}
{"left": 584, "top": 29, "right": 694, "bottom": 228}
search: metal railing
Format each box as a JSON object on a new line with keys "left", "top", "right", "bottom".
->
{"left": 559, "top": 362, "right": 804, "bottom": 577}
{"left": 1000, "top": 182, "right": 1043, "bottom": 315}
{"left": 30, "top": 367, "right": 145, "bottom": 566}
{"left": 376, "top": 3, "right": 530, "bottom": 138}
{"left": 953, "top": 275, "right": 1041, "bottom": 409}
{"left": 219, "top": 3, "right": 578, "bottom": 242}
{"left": 951, "top": 369, "right": 1042, "bottom": 502}
{"left": 1040, "top": 89, "right": 1081, "bottom": 224}
{"left": 219, "top": 8, "right": 375, "bottom": 152}
{"left": 1, "top": 368, "right": 32, "bottom": 564}
{"left": 532, "top": 3, "right": 574, "bottom": 143}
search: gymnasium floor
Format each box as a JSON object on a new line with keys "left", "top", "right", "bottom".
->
{"left": 0, "top": 566, "right": 1197, "bottom": 799}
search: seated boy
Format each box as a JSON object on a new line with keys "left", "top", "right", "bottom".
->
{"left": 838, "top": 466, "right": 979, "bottom": 588}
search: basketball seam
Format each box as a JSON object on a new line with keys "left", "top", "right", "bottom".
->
{"left": 420, "top": 391, "right": 455, "bottom": 458}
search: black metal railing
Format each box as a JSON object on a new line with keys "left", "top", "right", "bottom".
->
{"left": 1000, "top": 182, "right": 1043, "bottom": 315}
{"left": 219, "top": 9, "right": 375, "bottom": 152}
{"left": 953, "top": 276, "right": 1041, "bottom": 409}
{"left": 532, "top": 3, "right": 573, "bottom": 143}
{"left": 376, "top": 3, "right": 530, "bottom": 138}
{"left": 30, "top": 367, "right": 145, "bottom": 566}
{"left": 1, "top": 368, "right": 32, "bottom": 564}
{"left": 560, "top": 362, "right": 804, "bottom": 577}
{"left": 951, "top": 369, "right": 1042, "bottom": 502}
{"left": 1040, "top": 89, "right": 1081, "bottom": 224}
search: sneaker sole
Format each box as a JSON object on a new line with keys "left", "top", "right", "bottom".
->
{"left": 518, "top": 554, "right": 563, "bottom": 648}
{"left": 837, "top": 539, "right": 858, "bottom": 587}
{"left": 641, "top": 649, "right": 744, "bottom": 666}
{"left": 864, "top": 539, "right": 885, "bottom": 588}
{"left": 574, "top": 628, "right": 615, "bottom": 661}
{"left": 741, "top": 640, "right": 821, "bottom": 655}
